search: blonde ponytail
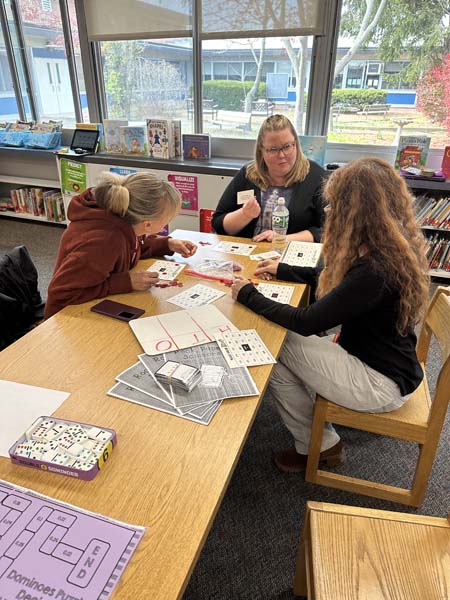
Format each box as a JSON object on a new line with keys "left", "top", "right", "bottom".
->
{"left": 94, "top": 171, "right": 181, "bottom": 225}
{"left": 94, "top": 172, "right": 130, "bottom": 216}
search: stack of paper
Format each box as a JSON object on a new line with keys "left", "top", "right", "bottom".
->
{"left": 155, "top": 361, "right": 202, "bottom": 392}
{"left": 108, "top": 342, "right": 259, "bottom": 426}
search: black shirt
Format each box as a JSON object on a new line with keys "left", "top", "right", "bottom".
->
{"left": 212, "top": 162, "right": 325, "bottom": 241}
{"left": 237, "top": 259, "right": 423, "bottom": 396}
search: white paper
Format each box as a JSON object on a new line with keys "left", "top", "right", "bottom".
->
{"left": 236, "top": 190, "right": 254, "bottom": 205}
{"left": 147, "top": 260, "right": 185, "bottom": 280}
{"left": 249, "top": 250, "right": 282, "bottom": 261}
{"left": 255, "top": 283, "right": 295, "bottom": 304}
{"left": 166, "top": 283, "right": 226, "bottom": 309}
{"left": 211, "top": 241, "right": 256, "bottom": 256}
{"left": 215, "top": 330, "right": 276, "bottom": 368}
{"left": 0, "top": 380, "right": 70, "bottom": 457}
{"left": 129, "top": 305, "right": 237, "bottom": 356}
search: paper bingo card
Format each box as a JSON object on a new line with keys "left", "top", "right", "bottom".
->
{"left": 148, "top": 260, "right": 185, "bottom": 280}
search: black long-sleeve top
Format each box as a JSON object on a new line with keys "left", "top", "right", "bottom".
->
{"left": 212, "top": 161, "right": 325, "bottom": 241}
{"left": 237, "top": 259, "right": 423, "bottom": 396}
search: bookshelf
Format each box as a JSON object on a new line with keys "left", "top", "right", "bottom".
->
{"left": 408, "top": 179, "right": 450, "bottom": 280}
{"left": 0, "top": 147, "right": 67, "bottom": 226}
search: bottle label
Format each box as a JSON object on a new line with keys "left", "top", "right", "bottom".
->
{"left": 272, "top": 214, "right": 289, "bottom": 230}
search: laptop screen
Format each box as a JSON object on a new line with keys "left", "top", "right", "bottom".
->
{"left": 70, "top": 129, "right": 99, "bottom": 152}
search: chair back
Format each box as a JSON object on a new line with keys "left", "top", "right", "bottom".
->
{"left": 417, "top": 287, "right": 450, "bottom": 426}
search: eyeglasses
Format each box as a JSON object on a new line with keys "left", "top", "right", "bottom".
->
{"left": 262, "top": 142, "right": 296, "bottom": 156}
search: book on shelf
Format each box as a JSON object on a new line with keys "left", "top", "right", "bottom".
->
{"left": 9, "top": 187, "right": 63, "bottom": 221}
{"left": 394, "top": 135, "right": 431, "bottom": 170}
{"left": 414, "top": 195, "right": 450, "bottom": 230}
{"left": 103, "top": 119, "right": 128, "bottom": 153}
{"left": 172, "top": 119, "right": 182, "bottom": 157}
{"left": 182, "top": 133, "right": 211, "bottom": 160}
{"left": 441, "top": 145, "right": 450, "bottom": 179}
{"left": 119, "top": 125, "right": 149, "bottom": 156}
{"left": 146, "top": 119, "right": 176, "bottom": 159}
{"left": 42, "top": 190, "right": 65, "bottom": 222}
{"left": 299, "top": 135, "right": 327, "bottom": 167}
{"left": 10, "top": 120, "right": 33, "bottom": 131}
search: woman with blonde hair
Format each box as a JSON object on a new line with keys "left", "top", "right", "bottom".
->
{"left": 45, "top": 172, "right": 196, "bottom": 318}
{"left": 212, "top": 114, "right": 325, "bottom": 242}
{"left": 231, "top": 157, "right": 429, "bottom": 472}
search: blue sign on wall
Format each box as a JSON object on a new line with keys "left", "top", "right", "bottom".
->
{"left": 266, "top": 73, "right": 289, "bottom": 100}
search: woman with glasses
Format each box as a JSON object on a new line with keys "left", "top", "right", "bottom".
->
{"left": 212, "top": 114, "right": 326, "bottom": 242}
{"left": 231, "top": 158, "right": 429, "bottom": 472}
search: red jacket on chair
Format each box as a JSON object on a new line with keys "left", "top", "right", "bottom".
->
{"left": 45, "top": 188, "right": 172, "bottom": 318}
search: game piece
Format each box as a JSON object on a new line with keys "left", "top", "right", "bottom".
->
{"left": 167, "top": 283, "right": 226, "bottom": 309}
{"left": 215, "top": 329, "right": 276, "bottom": 368}
{"left": 148, "top": 260, "right": 185, "bottom": 280}
{"left": 0, "top": 479, "right": 144, "bottom": 600}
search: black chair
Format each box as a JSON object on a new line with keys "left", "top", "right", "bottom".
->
{"left": 0, "top": 245, "right": 45, "bottom": 350}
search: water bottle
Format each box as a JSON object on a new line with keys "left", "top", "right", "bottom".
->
{"left": 272, "top": 197, "right": 289, "bottom": 243}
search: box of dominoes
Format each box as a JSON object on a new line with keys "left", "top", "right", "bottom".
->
{"left": 9, "top": 416, "right": 117, "bottom": 480}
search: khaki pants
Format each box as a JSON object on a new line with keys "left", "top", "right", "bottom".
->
{"left": 269, "top": 331, "right": 408, "bottom": 454}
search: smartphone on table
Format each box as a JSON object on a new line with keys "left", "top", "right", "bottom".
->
{"left": 90, "top": 299, "right": 145, "bottom": 321}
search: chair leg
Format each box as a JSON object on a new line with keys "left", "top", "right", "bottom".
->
{"left": 410, "top": 440, "right": 440, "bottom": 505}
{"left": 305, "top": 398, "right": 328, "bottom": 483}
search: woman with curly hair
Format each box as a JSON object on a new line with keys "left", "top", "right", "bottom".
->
{"left": 212, "top": 114, "right": 325, "bottom": 242}
{"left": 231, "top": 157, "right": 429, "bottom": 472}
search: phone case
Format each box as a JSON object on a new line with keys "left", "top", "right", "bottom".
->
{"left": 91, "top": 299, "right": 145, "bottom": 321}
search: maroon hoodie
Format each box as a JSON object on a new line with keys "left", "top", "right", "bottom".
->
{"left": 45, "top": 188, "right": 172, "bottom": 318}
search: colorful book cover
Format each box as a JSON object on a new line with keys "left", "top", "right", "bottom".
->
{"left": 299, "top": 135, "right": 327, "bottom": 167}
{"left": 182, "top": 134, "right": 211, "bottom": 160}
{"left": 147, "top": 119, "right": 175, "bottom": 159}
{"left": 120, "top": 126, "right": 148, "bottom": 156}
{"left": 441, "top": 145, "right": 450, "bottom": 179}
{"left": 394, "top": 135, "right": 431, "bottom": 170}
{"left": 103, "top": 119, "right": 128, "bottom": 153}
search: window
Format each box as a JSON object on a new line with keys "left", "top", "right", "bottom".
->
{"left": 16, "top": 0, "right": 77, "bottom": 125}
{"left": 330, "top": 0, "right": 449, "bottom": 148}
{"left": 202, "top": 37, "right": 313, "bottom": 139}
{"left": 41, "top": 0, "right": 52, "bottom": 12}
{"left": 0, "top": 32, "right": 19, "bottom": 119}
{"left": 99, "top": 39, "right": 192, "bottom": 128}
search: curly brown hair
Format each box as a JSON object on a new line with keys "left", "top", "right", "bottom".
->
{"left": 246, "top": 114, "right": 310, "bottom": 190}
{"left": 317, "top": 157, "right": 429, "bottom": 334}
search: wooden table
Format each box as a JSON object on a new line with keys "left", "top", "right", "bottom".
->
{"left": 0, "top": 230, "right": 307, "bottom": 599}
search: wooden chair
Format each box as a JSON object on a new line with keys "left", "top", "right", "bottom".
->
{"left": 305, "top": 286, "right": 450, "bottom": 507}
{"left": 294, "top": 500, "right": 450, "bottom": 599}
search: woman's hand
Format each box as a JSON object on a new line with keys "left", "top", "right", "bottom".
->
{"left": 254, "top": 258, "right": 280, "bottom": 280}
{"left": 130, "top": 270, "right": 160, "bottom": 291}
{"left": 168, "top": 238, "right": 197, "bottom": 257}
{"left": 242, "top": 197, "right": 260, "bottom": 220}
{"left": 231, "top": 276, "right": 252, "bottom": 300}
{"left": 252, "top": 229, "right": 274, "bottom": 242}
